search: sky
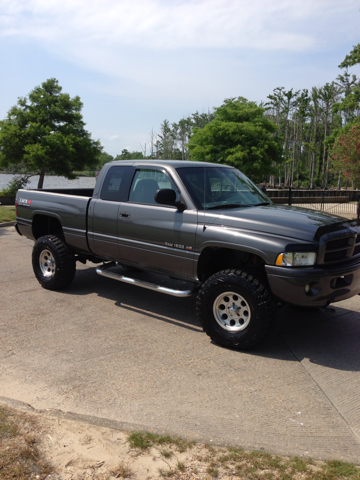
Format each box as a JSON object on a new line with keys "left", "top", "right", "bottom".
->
{"left": 1, "top": 0, "right": 360, "bottom": 157}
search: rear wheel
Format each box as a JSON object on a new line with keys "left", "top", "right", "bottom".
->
{"left": 197, "top": 269, "right": 277, "bottom": 349}
{"left": 32, "top": 235, "right": 76, "bottom": 290}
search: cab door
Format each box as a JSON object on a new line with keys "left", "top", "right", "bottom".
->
{"left": 117, "top": 168, "right": 197, "bottom": 279}
{"left": 88, "top": 165, "right": 132, "bottom": 260}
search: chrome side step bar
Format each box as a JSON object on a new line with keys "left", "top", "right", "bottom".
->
{"left": 96, "top": 263, "right": 194, "bottom": 298}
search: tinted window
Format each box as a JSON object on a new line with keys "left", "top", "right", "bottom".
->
{"left": 176, "top": 166, "right": 269, "bottom": 210}
{"left": 129, "top": 169, "right": 179, "bottom": 205}
{"left": 100, "top": 166, "right": 131, "bottom": 202}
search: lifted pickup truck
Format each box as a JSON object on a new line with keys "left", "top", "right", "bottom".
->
{"left": 15, "top": 160, "right": 360, "bottom": 349}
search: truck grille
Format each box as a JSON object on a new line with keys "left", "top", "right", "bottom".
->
{"left": 354, "top": 233, "right": 360, "bottom": 255}
{"left": 324, "top": 233, "right": 360, "bottom": 263}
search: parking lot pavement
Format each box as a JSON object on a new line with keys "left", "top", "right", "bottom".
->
{"left": 1, "top": 226, "right": 360, "bottom": 462}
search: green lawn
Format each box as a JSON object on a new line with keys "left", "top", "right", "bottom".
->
{"left": 0, "top": 206, "right": 16, "bottom": 223}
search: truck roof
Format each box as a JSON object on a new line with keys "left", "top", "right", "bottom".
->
{"left": 107, "top": 160, "right": 233, "bottom": 169}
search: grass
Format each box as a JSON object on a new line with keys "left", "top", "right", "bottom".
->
{"left": 0, "top": 206, "right": 16, "bottom": 223}
{"left": 127, "top": 431, "right": 194, "bottom": 453}
{"left": 128, "top": 434, "right": 360, "bottom": 480}
{"left": 0, "top": 406, "right": 53, "bottom": 480}
{"left": 193, "top": 446, "right": 360, "bottom": 480}
{"left": 109, "top": 460, "right": 134, "bottom": 478}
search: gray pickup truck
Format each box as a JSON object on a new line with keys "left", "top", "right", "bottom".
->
{"left": 15, "top": 160, "right": 360, "bottom": 349}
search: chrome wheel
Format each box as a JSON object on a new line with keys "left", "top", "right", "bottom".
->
{"left": 197, "top": 270, "right": 276, "bottom": 349}
{"left": 39, "top": 249, "right": 56, "bottom": 278}
{"left": 33, "top": 235, "right": 76, "bottom": 290}
{"left": 213, "top": 291, "right": 251, "bottom": 332}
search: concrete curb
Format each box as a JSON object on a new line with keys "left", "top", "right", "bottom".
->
{"left": 2, "top": 396, "right": 359, "bottom": 462}
{"left": 0, "top": 222, "right": 15, "bottom": 228}
{"left": 0, "top": 396, "right": 215, "bottom": 447}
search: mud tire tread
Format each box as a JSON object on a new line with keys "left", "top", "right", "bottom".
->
{"left": 196, "top": 269, "right": 277, "bottom": 350}
{"left": 32, "top": 235, "right": 76, "bottom": 290}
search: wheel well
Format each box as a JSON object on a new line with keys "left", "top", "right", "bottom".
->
{"left": 32, "top": 215, "right": 64, "bottom": 240}
{"left": 197, "top": 247, "right": 266, "bottom": 282}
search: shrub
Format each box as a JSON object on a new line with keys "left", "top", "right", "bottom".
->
{"left": 0, "top": 175, "right": 30, "bottom": 196}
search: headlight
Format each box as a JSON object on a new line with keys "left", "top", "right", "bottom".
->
{"left": 275, "top": 252, "right": 317, "bottom": 267}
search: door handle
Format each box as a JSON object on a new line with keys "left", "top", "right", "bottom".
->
{"left": 120, "top": 212, "right": 130, "bottom": 218}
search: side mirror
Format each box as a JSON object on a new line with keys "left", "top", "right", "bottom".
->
{"left": 155, "top": 189, "right": 185, "bottom": 211}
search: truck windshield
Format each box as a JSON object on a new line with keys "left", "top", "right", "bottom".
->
{"left": 176, "top": 166, "right": 270, "bottom": 210}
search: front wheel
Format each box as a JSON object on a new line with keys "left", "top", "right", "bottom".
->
{"left": 32, "top": 235, "right": 76, "bottom": 290}
{"left": 196, "top": 269, "right": 277, "bottom": 350}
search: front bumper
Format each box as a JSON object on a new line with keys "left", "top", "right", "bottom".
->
{"left": 265, "top": 257, "right": 360, "bottom": 307}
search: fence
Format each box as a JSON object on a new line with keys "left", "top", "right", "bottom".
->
{"left": 0, "top": 196, "right": 15, "bottom": 206}
{"left": 266, "top": 188, "right": 360, "bottom": 220}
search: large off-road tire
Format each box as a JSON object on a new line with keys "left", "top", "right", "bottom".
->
{"left": 32, "top": 235, "right": 76, "bottom": 290}
{"left": 196, "top": 269, "right": 277, "bottom": 350}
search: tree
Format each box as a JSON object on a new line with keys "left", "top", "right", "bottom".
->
{"left": 339, "top": 44, "right": 360, "bottom": 68}
{"left": 307, "top": 87, "right": 321, "bottom": 188}
{"left": 333, "top": 72, "right": 359, "bottom": 125}
{"left": 0, "top": 174, "right": 31, "bottom": 196}
{"left": 318, "top": 83, "right": 338, "bottom": 187}
{"left": 176, "top": 118, "right": 192, "bottom": 160}
{"left": 265, "top": 87, "right": 286, "bottom": 186}
{"left": 148, "top": 128, "right": 158, "bottom": 159}
{"left": 157, "top": 120, "right": 176, "bottom": 159}
{"left": 97, "top": 151, "right": 114, "bottom": 168}
{"left": 188, "top": 97, "right": 281, "bottom": 182}
{"left": 115, "top": 149, "right": 144, "bottom": 160}
{"left": 0, "top": 78, "right": 102, "bottom": 188}
{"left": 331, "top": 123, "right": 360, "bottom": 185}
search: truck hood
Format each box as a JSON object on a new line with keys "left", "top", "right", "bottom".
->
{"left": 203, "top": 204, "right": 350, "bottom": 242}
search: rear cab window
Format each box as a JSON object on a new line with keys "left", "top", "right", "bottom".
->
{"left": 100, "top": 166, "right": 133, "bottom": 202}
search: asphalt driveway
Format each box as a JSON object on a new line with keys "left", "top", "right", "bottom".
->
{"left": 1, "top": 226, "right": 360, "bottom": 462}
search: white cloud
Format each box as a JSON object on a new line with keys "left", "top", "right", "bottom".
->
{"left": 3, "top": 0, "right": 358, "bottom": 104}
{"left": 3, "top": 0, "right": 356, "bottom": 51}
{"left": 2, "top": 0, "right": 359, "bottom": 96}
{"left": 1, "top": 0, "right": 359, "bottom": 154}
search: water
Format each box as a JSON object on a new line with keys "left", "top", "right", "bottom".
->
{"left": 0, "top": 173, "right": 96, "bottom": 191}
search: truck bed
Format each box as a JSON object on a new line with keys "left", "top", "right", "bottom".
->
{"left": 16, "top": 188, "right": 93, "bottom": 253}
{"left": 38, "top": 188, "right": 94, "bottom": 197}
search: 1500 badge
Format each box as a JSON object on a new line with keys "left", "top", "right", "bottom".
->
{"left": 165, "top": 242, "right": 193, "bottom": 251}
